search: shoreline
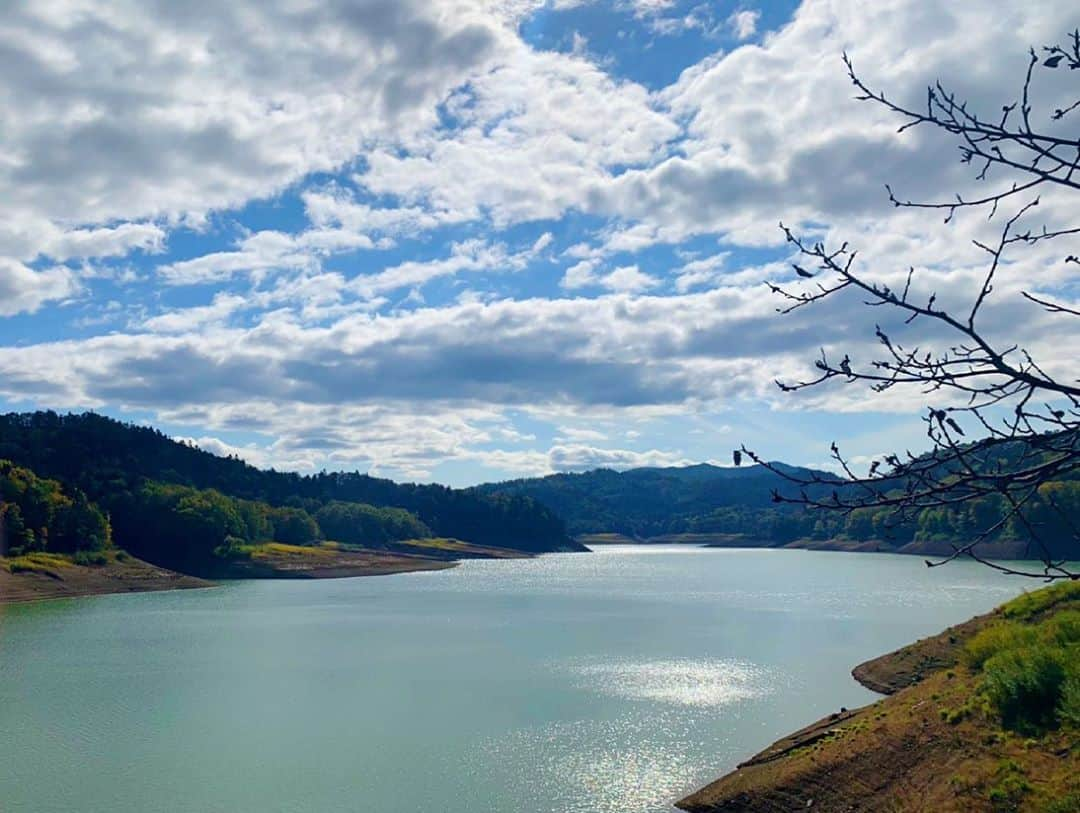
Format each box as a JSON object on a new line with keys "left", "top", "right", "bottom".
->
{"left": 0, "top": 556, "right": 215, "bottom": 606}
{"left": 0, "top": 548, "right": 469, "bottom": 606}
{"left": 675, "top": 585, "right": 1079, "bottom": 812}
{"left": 578, "top": 532, "right": 1037, "bottom": 560}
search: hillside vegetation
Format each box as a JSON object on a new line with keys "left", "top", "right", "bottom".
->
{"left": 0, "top": 411, "right": 580, "bottom": 577}
{"left": 477, "top": 457, "right": 1078, "bottom": 559}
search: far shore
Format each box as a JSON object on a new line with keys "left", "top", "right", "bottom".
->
{"left": 0, "top": 547, "right": 478, "bottom": 606}
{"left": 577, "top": 532, "right": 1035, "bottom": 560}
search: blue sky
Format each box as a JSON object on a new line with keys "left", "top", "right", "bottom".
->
{"left": 0, "top": 1, "right": 1075, "bottom": 484}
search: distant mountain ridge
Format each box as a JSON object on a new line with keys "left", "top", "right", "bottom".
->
{"left": 475, "top": 458, "right": 1078, "bottom": 560}
{"left": 474, "top": 462, "right": 837, "bottom": 538}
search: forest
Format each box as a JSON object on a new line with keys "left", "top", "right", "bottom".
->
{"left": 0, "top": 411, "right": 578, "bottom": 575}
{"left": 0, "top": 459, "right": 111, "bottom": 558}
{"left": 478, "top": 456, "right": 1079, "bottom": 557}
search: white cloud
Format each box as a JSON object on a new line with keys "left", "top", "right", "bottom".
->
{"left": 351, "top": 239, "right": 525, "bottom": 299}
{"left": 143, "top": 293, "right": 248, "bottom": 334}
{"left": 531, "top": 232, "right": 554, "bottom": 254}
{"left": 359, "top": 45, "right": 679, "bottom": 226}
{"left": 561, "top": 259, "right": 600, "bottom": 289}
{"left": 0, "top": 258, "right": 78, "bottom": 316}
{"left": 674, "top": 253, "right": 728, "bottom": 292}
{"left": 602, "top": 265, "right": 658, "bottom": 292}
{"left": 727, "top": 9, "right": 760, "bottom": 40}
{"left": 561, "top": 261, "right": 658, "bottom": 292}
{"left": 158, "top": 228, "right": 375, "bottom": 286}
{"left": 548, "top": 443, "right": 693, "bottom": 472}
{"left": 0, "top": 0, "right": 506, "bottom": 269}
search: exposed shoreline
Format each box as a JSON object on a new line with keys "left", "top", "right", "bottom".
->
{"left": 675, "top": 586, "right": 1079, "bottom": 812}
{"left": 0, "top": 548, "right": 476, "bottom": 606}
{"left": 0, "top": 556, "right": 215, "bottom": 605}
{"left": 578, "top": 531, "right": 1037, "bottom": 560}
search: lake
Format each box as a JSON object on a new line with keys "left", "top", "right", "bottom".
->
{"left": 0, "top": 546, "right": 1029, "bottom": 813}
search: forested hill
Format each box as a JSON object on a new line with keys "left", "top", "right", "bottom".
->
{"left": 475, "top": 461, "right": 1079, "bottom": 557}
{"left": 0, "top": 412, "right": 579, "bottom": 565}
{"left": 474, "top": 463, "right": 837, "bottom": 538}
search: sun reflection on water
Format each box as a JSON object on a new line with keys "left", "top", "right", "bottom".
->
{"left": 567, "top": 657, "right": 776, "bottom": 707}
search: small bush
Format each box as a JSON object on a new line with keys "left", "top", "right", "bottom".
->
{"left": 982, "top": 645, "right": 1067, "bottom": 732}
{"left": 965, "top": 623, "right": 1037, "bottom": 670}
{"left": 72, "top": 550, "right": 109, "bottom": 566}
{"left": 213, "top": 535, "right": 253, "bottom": 560}
{"left": 987, "top": 760, "right": 1030, "bottom": 812}
{"left": 1039, "top": 610, "right": 1080, "bottom": 647}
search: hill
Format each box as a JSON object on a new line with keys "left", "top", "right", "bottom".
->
{"left": 476, "top": 459, "right": 1079, "bottom": 558}
{"left": 0, "top": 412, "right": 581, "bottom": 576}
{"left": 475, "top": 462, "right": 839, "bottom": 540}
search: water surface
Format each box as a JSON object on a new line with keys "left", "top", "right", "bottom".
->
{"left": 0, "top": 546, "right": 1028, "bottom": 812}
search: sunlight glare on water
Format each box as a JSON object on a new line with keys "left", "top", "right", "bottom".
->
{"left": 567, "top": 657, "right": 777, "bottom": 707}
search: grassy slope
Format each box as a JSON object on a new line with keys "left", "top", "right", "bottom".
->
{"left": 212, "top": 537, "right": 526, "bottom": 578}
{"left": 0, "top": 536, "right": 527, "bottom": 600}
{"left": 678, "top": 583, "right": 1080, "bottom": 813}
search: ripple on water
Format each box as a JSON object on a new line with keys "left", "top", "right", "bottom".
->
{"left": 564, "top": 657, "right": 777, "bottom": 708}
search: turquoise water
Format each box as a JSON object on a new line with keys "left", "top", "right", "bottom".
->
{"left": 0, "top": 546, "right": 1027, "bottom": 813}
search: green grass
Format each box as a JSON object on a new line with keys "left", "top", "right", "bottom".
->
{"left": 1001, "top": 581, "right": 1080, "bottom": 620}
{"left": 964, "top": 623, "right": 1038, "bottom": 670}
{"left": 964, "top": 585, "right": 1080, "bottom": 734}
{"left": 4, "top": 552, "right": 76, "bottom": 575}
{"left": 1040, "top": 790, "right": 1080, "bottom": 813}
{"left": 249, "top": 541, "right": 340, "bottom": 559}
{"left": 396, "top": 537, "right": 469, "bottom": 551}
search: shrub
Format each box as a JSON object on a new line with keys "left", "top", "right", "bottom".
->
{"left": 987, "top": 760, "right": 1030, "bottom": 812}
{"left": 982, "top": 645, "right": 1067, "bottom": 732}
{"left": 213, "top": 535, "right": 253, "bottom": 560}
{"left": 1039, "top": 610, "right": 1080, "bottom": 647}
{"left": 965, "top": 623, "right": 1037, "bottom": 670}
{"left": 72, "top": 550, "right": 108, "bottom": 566}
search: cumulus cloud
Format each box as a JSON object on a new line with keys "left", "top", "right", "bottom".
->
{"left": 727, "top": 9, "right": 760, "bottom": 40}
{"left": 548, "top": 443, "right": 693, "bottom": 472}
{"left": 0, "top": 259, "right": 78, "bottom": 316}
{"left": 0, "top": 0, "right": 504, "bottom": 272}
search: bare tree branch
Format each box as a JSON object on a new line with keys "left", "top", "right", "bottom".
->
{"left": 741, "top": 30, "right": 1080, "bottom": 580}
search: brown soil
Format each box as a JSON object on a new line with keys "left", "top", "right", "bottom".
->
{"left": 676, "top": 591, "right": 1080, "bottom": 813}
{"left": 575, "top": 533, "right": 641, "bottom": 545}
{"left": 0, "top": 556, "right": 212, "bottom": 604}
{"left": 583, "top": 531, "right": 1035, "bottom": 560}
{"left": 214, "top": 547, "right": 460, "bottom": 579}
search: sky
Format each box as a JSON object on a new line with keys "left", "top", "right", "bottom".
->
{"left": 1, "top": 0, "right": 1077, "bottom": 485}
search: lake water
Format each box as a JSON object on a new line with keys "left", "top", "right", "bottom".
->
{"left": 1, "top": 546, "right": 1029, "bottom": 813}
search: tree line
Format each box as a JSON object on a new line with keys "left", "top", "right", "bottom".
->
{"left": 0, "top": 411, "right": 578, "bottom": 573}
